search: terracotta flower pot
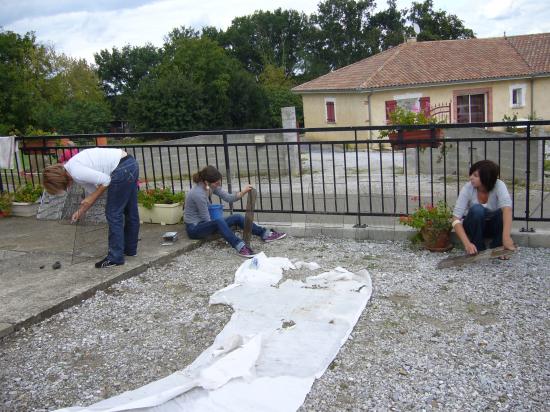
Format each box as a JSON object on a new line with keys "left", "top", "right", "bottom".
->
{"left": 389, "top": 129, "right": 443, "bottom": 149}
{"left": 420, "top": 227, "right": 452, "bottom": 252}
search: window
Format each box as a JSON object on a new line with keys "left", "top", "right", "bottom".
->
{"left": 456, "top": 93, "right": 486, "bottom": 123}
{"left": 510, "top": 84, "right": 526, "bottom": 108}
{"left": 325, "top": 98, "right": 336, "bottom": 123}
{"left": 385, "top": 95, "right": 430, "bottom": 122}
{"left": 393, "top": 93, "right": 422, "bottom": 113}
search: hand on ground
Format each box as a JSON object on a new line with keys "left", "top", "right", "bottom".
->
{"left": 465, "top": 242, "right": 478, "bottom": 255}
{"left": 503, "top": 236, "right": 515, "bottom": 251}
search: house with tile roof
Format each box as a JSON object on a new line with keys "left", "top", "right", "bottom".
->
{"left": 292, "top": 33, "right": 550, "bottom": 140}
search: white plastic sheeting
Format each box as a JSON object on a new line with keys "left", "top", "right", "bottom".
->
{"left": 58, "top": 253, "right": 372, "bottom": 412}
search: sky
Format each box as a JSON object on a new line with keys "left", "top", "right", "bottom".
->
{"left": 1, "top": 0, "right": 549, "bottom": 63}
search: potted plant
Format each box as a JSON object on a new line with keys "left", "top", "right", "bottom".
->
{"left": 0, "top": 192, "right": 12, "bottom": 218}
{"left": 399, "top": 201, "right": 453, "bottom": 251}
{"left": 382, "top": 107, "right": 444, "bottom": 149}
{"left": 137, "top": 187, "right": 185, "bottom": 225}
{"left": 12, "top": 183, "right": 43, "bottom": 217}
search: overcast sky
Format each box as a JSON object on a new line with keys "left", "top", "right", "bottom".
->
{"left": 1, "top": 0, "right": 549, "bottom": 63}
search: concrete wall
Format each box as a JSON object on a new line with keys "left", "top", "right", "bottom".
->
{"left": 129, "top": 133, "right": 300, "bottom": 189}
{"left": 404, "top": 127, "right": 547, "bottom": 183}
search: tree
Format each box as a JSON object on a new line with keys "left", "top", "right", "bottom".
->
{"left": 94, "top": 44, "right": 162, "bottom": 120}
{"left": 259, "top": 65, "right": 303, "bottom": 127}
{"left": 307, "top": 0, "right": 378, "bottom": 73}
{"left": 0, "top": 30, "right": 51, "bottom": 134}
{"left": 46, "top": 56, "right": 111, "bottom": 133}
{"left": 0, "top": 30, "right": 110, "bottom": 135}
{"left": 408, "top": 0, "right": 475, "bottom": 41}
{"left": 369, "top": 1, "right": 413, "bottom": 52}
{"left": 215, "top": 9, "right": 310, "bottom": 77}
{"left": 128, "top": 37, "right": 270, "bottom": 131}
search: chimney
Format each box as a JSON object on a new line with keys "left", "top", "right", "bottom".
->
{"left": 406, "top": 36, "right": 417, "bottom": 43}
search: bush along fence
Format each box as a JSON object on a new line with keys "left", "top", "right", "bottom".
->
{"left": 1, "top": 121, "right": 549, "bottom": 230}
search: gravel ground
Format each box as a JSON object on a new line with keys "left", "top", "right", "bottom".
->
{"left": 1, "top": 236, "right": 549, "bottom": 411}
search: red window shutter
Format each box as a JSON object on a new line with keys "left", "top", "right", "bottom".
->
{"left": 385, "top": 100, "right": 397, "bottom": 123}
{"left": 419, "top": 97, "right": 430, "bottom": 117}
{"left": 326, "top": 101, "right": 335, "bottom": 123}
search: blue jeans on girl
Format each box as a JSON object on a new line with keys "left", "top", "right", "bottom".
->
{"left": 462, "top": 204, "right": 503, "bottom": 251}
{"left": 186, "top": 214, "right": 267, "bottom": 251}
{"left": 105, "top": 156, "right": 140, "bottom": 264}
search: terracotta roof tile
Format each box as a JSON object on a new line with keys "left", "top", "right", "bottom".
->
{"left": 293, "top": 33, "right": 550, "bottom": 92}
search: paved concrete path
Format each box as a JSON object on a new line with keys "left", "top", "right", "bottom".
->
{"left": 0, "top": 217, "right": 199, "bottom": 338}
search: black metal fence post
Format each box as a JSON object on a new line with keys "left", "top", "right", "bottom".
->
{"left": 353, "top": 130, "right": 366, "bottom": 228}
{"left": 521, "top": 123, "right": 534, "bottom": 232}
{"left": 222, "top": 133, "right": 232, "bottom": 211}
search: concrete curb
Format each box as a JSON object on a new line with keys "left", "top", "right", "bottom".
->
{"left": 270, "top": 223, "right": 550, "bottom": 248}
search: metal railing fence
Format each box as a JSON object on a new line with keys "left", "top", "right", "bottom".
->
{"left": 1, "top": 121, "right": 549, "bottom": 229}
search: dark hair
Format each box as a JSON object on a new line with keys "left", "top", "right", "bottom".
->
{"left": 469, "top": 160, "right": 499, "bottom": 191}
{"left": 192, "top": 165, "right": 223, "bottom": 184}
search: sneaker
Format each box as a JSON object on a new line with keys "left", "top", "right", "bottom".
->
{"left": 95, "top": 257, "right": 124, "bottom": 268}
{"left": 263, "top": 230, "right": 287, "bottom": 243}
{"left": 238, "top": 245, "right": 257, "bottom": 258}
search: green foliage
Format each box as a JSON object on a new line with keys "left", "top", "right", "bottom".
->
{"left": 94, "top": 44, "right": 162, "bottom": 121}
{"left": 217, "top": 9, "right": 309, "bottom": 77}
{"left": 128, "top": 37, "right": 270, "bottom": 131}
{"left": 502, "top": 113, "right": 520, "bottom": 133}
{"left": 259, "top": 65, "right": 303, "bottom": 127}
{"left": 409, "top": 0, "right": 474, "bottom": 41}
{"left": 308, "top": 0, "right": 378, "bottom": 73}
{"left": 13, "top": 184, "right": 43, "bottom": 203}
{"left": 0, "top": 30, "right": 51, "bottom": 134}
{"left": 138, "top": 188, "right": 185, "bottom": 209}
{"left": 380, "top": 107, "right": 439, "bottom": 137}
{"left": 399, "top": 201, "right": 452, "bottom": 232}
{"left": 0, "top": 192, "right": 12, "bottom": 216}
{"left": 0, "top": 30, "right": 111, "bottom": 135}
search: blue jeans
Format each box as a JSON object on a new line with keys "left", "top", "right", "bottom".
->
{"left": 105, "top": 156, "right": 140, "bottom": 264}
{"left": 462, "top": 204, "right": 503, "bottom": 251}
{"left": 186, "top": 214, "right": 266, "bottom": 251}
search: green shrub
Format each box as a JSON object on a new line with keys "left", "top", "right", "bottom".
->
{"left": 380, "top": 107, "right": 440, "bottom": 137}
{"left": 138, "top": 188, "right": 185, "bottom": 209}
{"left": 13, "top": 184, "right": 43, "bottom": 203}
{"left": 0, "top": 192, "right": 12, "bottom": 216}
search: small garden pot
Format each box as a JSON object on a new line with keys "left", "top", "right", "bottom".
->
{"left": 138, "top": 203, "right": 183, "bottom": 225}
{"left": 421, "top": 227, "right": 453, "bottom": 252}
{"left": 11, "top": 201, "right": 40, "bottom": 217}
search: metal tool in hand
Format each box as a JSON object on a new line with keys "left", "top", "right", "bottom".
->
{"left": 243, "top": 188, "right": 257, "bottom": 244}
{"left": 436, "top": 246, "right": 515, "bottom": 269}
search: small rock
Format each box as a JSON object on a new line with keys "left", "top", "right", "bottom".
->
{"left": 52, "top": 261, "right": 61, "bottom": 270}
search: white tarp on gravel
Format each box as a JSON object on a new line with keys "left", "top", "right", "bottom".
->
{"left": 58, "top": 253, "right": 372, "bottom": 412}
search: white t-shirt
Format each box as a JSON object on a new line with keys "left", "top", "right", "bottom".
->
{"left": 452, "top": 179, "right": 512, "bottom": 219}
{"left": 64, "top": 148, "right": 123, "bottom": 194}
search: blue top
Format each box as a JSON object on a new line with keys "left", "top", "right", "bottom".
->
{"left": 183, "top": 184, "right": 239, "bottom": 225}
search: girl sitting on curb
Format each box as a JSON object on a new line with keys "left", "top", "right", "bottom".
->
{"left": 184, "top": 165, "right": 285, "bottom": 257}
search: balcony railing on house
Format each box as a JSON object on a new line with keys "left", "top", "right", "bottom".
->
{"left": 1, "top": 121, "right": 549, "bottom": 229}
